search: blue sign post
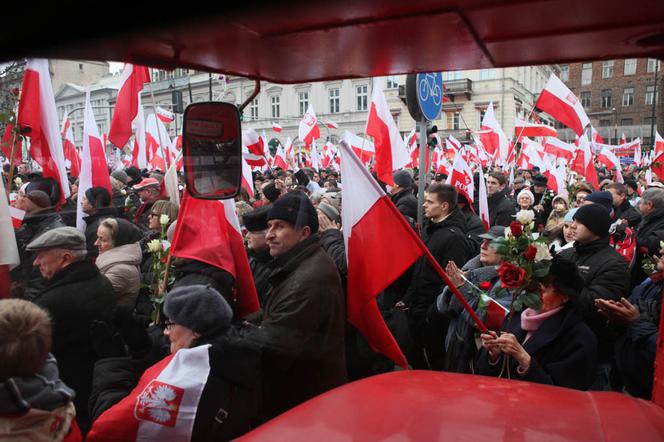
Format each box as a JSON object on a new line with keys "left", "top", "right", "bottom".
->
{"left": 416, "top": 72, "right": 443, "bottom": 121}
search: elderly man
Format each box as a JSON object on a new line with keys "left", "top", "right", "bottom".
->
{"left": 27, "top": 227, "right": 116, "bottom": 434}
{"left": 132, "top": 177, "right": 166, "bottom": 229}
{"left": 632, "top": 188, "right": 664, "bottom": 287}
{"left": 243, "top": 205, "right": 273, "bottom": 305}
{"left": 242, "top": 191, "right": 346, "bottom": 420}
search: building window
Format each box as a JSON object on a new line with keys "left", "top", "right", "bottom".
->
{"left": 645, "top": 117, "right": 656, "bottom": 126}
{"left": 602, "top": 61, "right": 614, "bottom": 79}
{"left": 600, "top": 89, "right": 612, "bottom": 108}
{"left": 599, "top": 119, "right": 611, "bottom": 127}
{"left": 622, "top": 87, "right": 634, "bottom": 106}
{"left": 580, "top": 91, "right": 591, "bottom": 108}
{"left": 444, "top": 71, "right": 462, "bottom": 81}
{"left": 453, "top": 112, "right": 460, "bottom": 130}
{"left": 479, "top": 110, "right": 486, "bottom": 126}
{"left": 298, "top": 91, "right": 309, "bottom": 116}
{"left": 271, "top": 96, "right": 280, "bottom": 118}
{"left": 79, "top": 63, "right": 83, "bottom": 71}
{"left": 647, "top": 58, "right": 661, "bottom": 73}
{"left": 386, "top": 76, "right": 399, "bottom": 89}
{"left": 624, "top": 59, "right": 637, "bottom": 75}
{"left": 559, "top": 65, "right": 569, "bottom": 82}
{"left": 581, "top": 63, "right": 592, "bottom": 86}
{"left": 620, "top": 118, "right": 633, "bottom": 126}
{"left": 480, "top": 69, "right": 497, "bottom": 80}
{"left": 329, "top": 88, "right": 340, "bottom": 114}
{"left": 250, "top": 98, "right": 258, "bottom": 120}
{"left": 356, "top": 85, "right": 368, "bottom": 111}
{"left": 646, "top": 85, "right": 657, "bottom": 105}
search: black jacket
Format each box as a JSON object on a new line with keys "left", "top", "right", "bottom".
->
{"left": 476, "top": 306, "right": 598, "bottom": 390}
{"left": 632, "top": 207, "right": 664, "bottom": 287}
{"left": 487, "top": 188, "right": 516, "bottom": 227}
{"left": 614, "top": 199, "right": 641, "bottom": 228}
{"left": 248, "top": 248, "right": 274, "bottom": 306}
{"left": 390, "top": 188, "right": 418, "bottom": 221}
{"left": 560, "top": 237, "right": 630, "bottom": 361}
{"left": 11, "top": 208, "right": 65, "bottom": 299}
{"left": 83, "top": 207, "right": 118, "bottom": 259}
{"left": 404, "top": 207, "right": 474, "bottom": 323}
{"left": 33, "top": 259, "right": 116, "bottom": 433}
{"left": 462, "top": 207, "right": 486, "bottom": 256}
{"left": 172, "top": 259, "right": 237, "bottom": 313}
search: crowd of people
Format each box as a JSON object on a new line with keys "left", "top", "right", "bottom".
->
{"left": 2, "top": 158, "right": 663, "bottom": 440}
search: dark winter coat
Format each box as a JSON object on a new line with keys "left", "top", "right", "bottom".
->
{"left": 318, "top": 228, "right": 347, "bottom": 279}
{"left": 614, "top": 276, "right": 663, "bottom": 399}
{"left": 404, "top": 207, "right": 474, "bottom": 325}
{"left": 32, "top": 259, "right": 116, "bottom": 433}
{"left": 614, "top": 199, "right": 642, "bottom": 228}
{"left": 632, "top": 207, "right": 664, "bottom": 287}
{"left": 476, "top": 305, "right": 598, "bottom": 390}
{"left": 462, "top": 207, "right": 486, "bottom": 256}
{"left": 390, "top": 188, "right": 418, "bottom": 221}
{"left": 533, "top": 189, "right": 555, "bottom": 227}
{"left": 11, "top": 208, "right": 65, "bottom": 299}
{"left": 487, "top": 188, "right": 516, "bottom": 227}
{"left": 83, "top": 207, "right": 118, "bottom": 260}
{"left": 242, "top": 234, "right": 347, "bottom": 419}
{"left": 560, "top": 237, "right": 630, "bottom": 361}
{"left": 172, "top": 259, "right": 237, "bottom": 313}
{"left": 248, "top": 248, "right": 274, "bottom": 306}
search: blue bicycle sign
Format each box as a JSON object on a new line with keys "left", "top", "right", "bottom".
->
{"left": 416, "top": 72, "right": 443, "bottom": 121}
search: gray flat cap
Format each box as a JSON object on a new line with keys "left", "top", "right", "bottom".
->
{"left": 26, "top": 227, "right": 86, "bottom": 252}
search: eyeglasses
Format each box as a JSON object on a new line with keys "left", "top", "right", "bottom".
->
{"left": 148, "top": 212, "right": 159, "bottom": 217}
{"left": 164, "top": 320, "right": 176, "bottom": 330}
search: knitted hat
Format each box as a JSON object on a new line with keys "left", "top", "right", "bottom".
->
{"left": 516, "top": 189, "right": 535, "bottom": 206}
{"left": 532, "top": 175, "right": 548, "bottom": 186}
{"left": 573, "top": 204, "right": 611, "bottom": 237}
{"left": 243, "top": 206, "right": 271, "bottom": 232}
{"left": 262, "top": 182, "right": 281, "bottom": 203}
{"left": 26, "top": 190, "right": 51, "bottom": 208}
{"left": 267, "top": 191, "right": 319, "bottom": 233}
{"left": 163, "top": 285, "right": 233, "bottom": 337}
{"left": 584, "top": 191, "right": 613, "bottom": 212}
{"left": 564, "top": 208, "right": 578, "bottom": 223}
{"left": 85, "top": 187, "right": 111, "bottom": 209}
{"left": 393, "top": 170, "right": 414, "bottom": 189}
{"left": 318, "top": 202, "right": 341, "bottom": 224}
{"left": 110, "top": 170, "right": 130, "bottom": 185}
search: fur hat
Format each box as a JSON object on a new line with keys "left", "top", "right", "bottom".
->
{"left": 243, "top": 206, "right": 271, "bottom": 232}
{"left": 164, "top": 285, "right": 233, "bottom": 337}
{"left": 267, "top": 191, "right": 319, "bottom": 233}
{"left": 516, "top": 189, "right": 535, "bottom": 206}
{"left": 393, "top": 170, "right": 414, "bottom": 189}
{"left": 85, "top": 187, "right": 111, "bottom": 209}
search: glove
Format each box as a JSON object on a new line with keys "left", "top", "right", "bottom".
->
{"left": 112, "top": 305, "right": 152, "bottom": 358}
{"left": 90, "top": 320, "right": 127, "bottom": 359}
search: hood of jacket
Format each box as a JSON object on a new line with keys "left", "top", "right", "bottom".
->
{"left": 425, "top": 206, "right": 467, "bottom": 234}
{"left": 95, "top": 242, "right": 143, "bottom": 271}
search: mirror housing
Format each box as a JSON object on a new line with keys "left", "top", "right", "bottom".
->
{"left": 182, "top": 102, "right": 242, "bottom": 199}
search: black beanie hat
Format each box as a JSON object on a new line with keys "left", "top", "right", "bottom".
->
{"left": 267, "top": 191, "right": 319, "bottom": 233}
{"left": 393, "top": 170, "right": 414, "bottom": 189}
{"left": 573, "top": 204, "right": 611, "bottom": 237}
{"left": 262, "top": 182, "right": 281, "bottom": 203}
{"left": 243, "top": 205, "right": 271, "bottom": 232}
{"left": 85, "top": 186, "right": 111, "bottom": 209}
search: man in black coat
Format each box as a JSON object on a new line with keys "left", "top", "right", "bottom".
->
{"left": 486, "top": 172, "right": 516, "bottom": 227}
{"left": 607, "top": 182, "right": 642, "bottom": 228}
{"left": 389, "top": 170, "right": 419, "bottom": 221}
{"left": 81, "top": 186, "right": 117, "bottom": 260}
{"left": 242, "top": 205, "right": 274, "bottom": 306}
{"left": 26, "top": 227, "right": 116, "bottom": 434}
{"left": 402, "top": 183, "right": 474, "bottom": 369}
{"left": 531, "top": 174, "right": 555, "bottom": 224}
{"left": 560, "top": 204, "right": 630, "bottom": 388}
{"left": 631, "top": 188, "right": 664, "bottom": 287}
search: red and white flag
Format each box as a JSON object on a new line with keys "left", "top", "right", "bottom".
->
{"left": 298, "top": 105, "right": 320, "bottom": 146}
{"left": 325, "top": 120, "right": 339, "bottom": 130}
{"left": 1, "top": 124, "right": 22, "bottom": 166}
{"left": 146, "top": 114, "right": 174, "bottom": 171}
{"left": 76, "top": 90, "right": 112, "bottom": 231}
{"left": 342, "top": 130, "right": 374, "bottom": 165}
{"left": 517, "top": 138, "right": 545, "bottom": 171}
{"left": 481, "top": 294, "right": 509, "bottom": 331}
{"left": 480, "top": 102, "right": 509, "bottom": 160}
{"left": 156, "top": 106, "right": 174, "bottom": 124}
{"left": 596, "top": 146, "right": 624, "bottom": 183}
{"left": 241, "top": 155, "right": 255, "bottom": 199}
{"left": 478, "top": 166, "right": 489, "bottom": 231}
{"left": 446, "top": 150, "right": 474, "bottom": 204}
{"left": 171, "top": 193, "right": 260, "bottom": 318}
{"left": 514, "top": 118, "right": 557, "bottom": 139}
{"left": 242, "top": 129, "right": 264, "bottom": 157}
{"left": 61, "top": 116, "right": 81, "bottom": 177}
{"left": 273, "top": 144, "right": 288, "bottom": 170}
{"left": 9, "top": 206, "right": 25, "bottom": 229}
{"left": 272, "top": 122, "right": 282, "bottom": 133}
{"left": 339, "top": 140, "right": 422, "bottom": 368}
{"left": 131, "top": 97, "right": 148, "bottom": 169}
{"left": 591, "top": 126, "right": 604, "bottom": 145}
{"left": 620, "top": 133, "right": 627, "bottom": 145}
{"left": 17, "top": 59, "right": 70, "bottom": 203}
{"left": 87, "top": 345, "right": 211, "bottom": 442}
{"left": 0, "top": 176, "right": 20, "bottom": 298}
{"left": 366, "top": 78, "right": 409, "bottom": 185}
{"left": 543, "top": 137, "right": 575, "bottom": 161}
{"left": 655, "top": 131, "right": 664, "bottom": 156}
{"left": 571, "top": 135, "right": 599, "bottom": 189}
{"left": 310, "top": 140, "right": 321, "bottom": 171}
{"left": 535, "top": 74, "right": 590, "bottom": 136}
{"left": 109, "top": 64, "right": 150, "bottom": 148}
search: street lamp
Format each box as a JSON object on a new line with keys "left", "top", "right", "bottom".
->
{"left": 612, "top": 107, "right": 618, "bottom": 144}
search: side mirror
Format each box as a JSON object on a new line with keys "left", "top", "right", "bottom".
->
{"left": 182, "top": 102, "right": 242, "bottom": 199}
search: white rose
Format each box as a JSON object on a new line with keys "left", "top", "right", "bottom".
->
{"left": 147, "top": 239, "right": 161, "bottom": 253}
{"left": 161, "top": 240, "right": 171, "bottom": 252}
{"left": 160, "top": 214, "right": 170, "bottom": 225}
{"left": 516, "top": 210, "right": 535, "bottom": 225}
{"left": 533, "top": 242, "right": 553, "bottom": 262}
{"left": 13, "top": 177, "right": 22, "bottom": 187}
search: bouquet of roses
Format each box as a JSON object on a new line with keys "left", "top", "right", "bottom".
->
{"left": 490, "top": 210, "right": 554, "bottom": 312}
{"left": 147, "top": 214, "right": 174, "bottom": 319}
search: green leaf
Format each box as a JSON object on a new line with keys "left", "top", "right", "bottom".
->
{"left": 512, "top": 297, "right": 524, "bottom": 312}
{"left": 532, "top": 261, "right": 552, "bottom": 278}
{"left": 521, "top": 291, "right": 543, "bottom": 310}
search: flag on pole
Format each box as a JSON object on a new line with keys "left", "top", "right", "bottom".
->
{"left": 241, "top": 155, "right": 255, "bottom": 199}
{"left": 446, "top": 150, "right": 474, "bottom": 203}
{"left": 342, "top": 130, "right": 375, "bottom": 165}
{"left": 156, "top": 106, "right": 174, "bottom": 124}
{"left": 325, "top": 120, "right": 339, "bottom": 130}
{"left": 273, "top": 144, "right": 288, "bottom": 169}
{"left": 543, "top": 137, "right": 575, "bottom": 161}
{"left": 242, "top": 129, "right": 264, "bottom": 157}
{"left": 17, "top": 58, "right": 70, "bottom": 203}
{"left": 655, "top": 131, "right": 664, "bottom": 156}
{"left": 76, "top": 90, "right": 112, "bottom": 231}
{"left": 131, "top": 96, "right": 148, "bottom": 169}
{"left": 535, "top": 74, "right": 590, "bottom": 136}
{"left": 478, "top": 166, "right": 490, "bottom": 231}
{"left": 339, "top": 140, "right": 420, "bottom": 368}
{"left": 479, "top": 102, "right": 509, "bottom": 160}
{"left": 109, "top": 64, "right": 151, "bottom": 148}
{"left": 272, "top": 122, "right": 282, "bottom": 133}
{"left": 1, "top": 124, "right": 22, "bottom": 166}
{"left": 366, "top": 78, "right": 409, "bottom": 185}
{"left": 61, "top": 117, "right": 80, "bottom": 177}
{"left": 573, "top": 135, "right": 599, "bottom": 189}
{"left": 171, "top": 193, "right": 260, "bottom": 318}
{"left": 513, "top": 118, "right": 557, "bottom": 139}
{"left": 298, "top": 105, "right": 320, "bottom": 146}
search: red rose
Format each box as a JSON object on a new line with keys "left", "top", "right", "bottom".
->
{"left": 510, "top": 221, "right": 523, "bottom": 237}
{"left": 479, "top": 281, "right": 492, "bottom": 291}
{"left": 523, "top": 244, "right": 537, "bottom": 261}
{"left": 498, "top": 262, "right": 527, "bottom": 289}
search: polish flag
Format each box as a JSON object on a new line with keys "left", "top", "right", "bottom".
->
{"left": 634, "top": 142, "right": 643, "bottom": 167}
{"left": 446, "top": 150, "right": 474, "bottom": 203}
{"left": 242, "top": 129, "right": 264, "bottom": 157}
{"left": 535, "top": 74, "right": 590, "bottom": 136}
{"left": 76, "top": 90, "right": 112, "bottom": 231}
{"left": 10, "top": 206, "right": 25, "bottom": 229}
{"left": 272, "top": 122, "right": 282, "bottom": 133}
{"left": 131, "top": 96, "right": 148, "bottom": 169}
{"left": 514, "top": 118, "right": 557, "bottom": 139}
{"left": 655, "top": 131, "right": 664, "bottom": 156}
{"left": 435, "top": 149, "right": 451, "bottom": 176}
{"left": 310, "top": 139, "right": 321, "bottom": 170}
{"left": 651, "top": 152, "right": 664, "bottom": 182}
{"left": 108, "top": 64, "right": 150, "bottom": 148}
{"left": 547, "top": 163, "right": 569, "bottom": 200}
{"left": 1, "top": 124, "right": 22, "bottom": 165}
{"left": 298, "top": 105, "right": 320, "bottom": 146}
{"left": 366, "top": 78, "right": 409, "bottom": 185}
{"left": 61, "top": 117, "right": 80, "bottom": 177}
{"left": 445, "top": 135, "right": 461, "bottom": 160}
{"left": 543, "top": 137, "right": 575, "bottom": 161}
{"left": 342, "top": 130, "right": 374, "bottom": 165}
{"left": 481, "top": 294, "right": 509, "bottom": 331}
{"left": 517, "top": 138, "right": 546, "bottom": 171}
{"left": 171, "top": 192, "right": 260, "bottom": 318}
{"left": 571, "top": 135, "right": 599, "bottom": 189}
{"left": 17, "top": 59, "right": 70, "bottom": 203}
{"left": 339, "top": 140, "right": 421, "bottom": 368}
{"left": 146, "top": 114, "right": 175, "bottom": 171}
{"left": 478, "top": 167, "right": 490, "bottom": 231}
{"left": 596, "top": 146, "right": 624, "bottom": 183}
{"left": 163, "top": 156, "right": 180, "bottom": 206}
{"left": 325, "top": 120, "right": 339, "bottom": 130}
{"left": 241, "top": 156, "right": 255, "bottom": 199}
{"left": 273, "top": 144, "right": 288, "bottom": 169}
{"left": 480, "top": 102, "right": 509, "bottom": 160}
{"left": 283, "top": 137, "right": 294, "bottom": 164}
{"left": 621, "top": 133, "right": 627, "bottom": 145}
{"left": 591, "top": 126, "right": 604, "bottom": 145}
{"left": 86, "top": 345, "right": 211, "bottom": 442}
{"left": 0, "top": 178, "right": 20, "bottom": 298}
{"left": 156, "top": 106, "right": 174, "bottom": 124}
